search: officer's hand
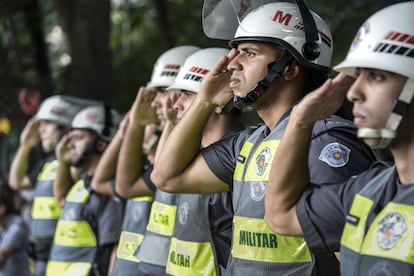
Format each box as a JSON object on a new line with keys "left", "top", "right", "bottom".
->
{"left": 163, "top": 92, "right": 179, "bottom": 124}
{"left": 292, "top": 73, "right": 354, "bottom": 126}
{"left": 20, "top": 119, "right": 40, "bottom": 148}
{"left": 129, "top": 86, "right": 159, "bottom": 126}
{"left": 55, "top": 133, "right": 72, "bottom": 165}
{"left": 199, "top": 49, "right": 236, "bottom": 106}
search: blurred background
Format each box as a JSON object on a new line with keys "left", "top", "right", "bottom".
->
{"left": 0, "top": 0, "right": 402, "bottom": 177}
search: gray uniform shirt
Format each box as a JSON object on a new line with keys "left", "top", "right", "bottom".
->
{"left": 296, "top": 162, "right": 396, "bottom": 254}
{"left": 0, "top": 214, "right": 31, "bottom": 276}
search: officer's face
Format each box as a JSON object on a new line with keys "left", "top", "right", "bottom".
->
{"left": 38, "top": 120, "right": 61, "bottom": 153}
{"left": 68, "top": 129, "right": 93, "bottom": 166}
{"left": 173, "top": 91, "right": 196, "bottom": 122}
{"left": 150, "top": 87, "right": 170, "bottom": 123}
{"left": 227, "top": 42, "right": 278, "bottom": 97}
{"left": 346, "top": 68, "right": 406, "bottom": 144}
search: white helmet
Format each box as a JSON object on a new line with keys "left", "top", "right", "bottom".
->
{"left": 203, "top": 0, "right": 332, "bottom": 110}
{"left": 167, "top": 47, "right": 229, "bottom": 93}
{"left": 71, "top": 105, "right": 122, "bottom": 142}
{"left": 203, "top": 0, "right": 333, "bottom": 72}
{"left": 35, "top": 95, "right": 97, "bottom": 127}
{"left": 146, "top": 45, "right": 201, "bottom": 89}
{"left": 335, "top": 2, "right": 414, "bottom": 148}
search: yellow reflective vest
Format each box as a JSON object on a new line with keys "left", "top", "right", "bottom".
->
{"left": 167, "top": 193, "right": 220, "bottom": 276}
{"left": 112, "top": 196, "right": 153, "bottom": 275}
{"left": 46, "top": 179, "right": 96, "bottom": 276}
{"left": 341, "top": 167, "right": 414, "bottom": 275}
{"left": 136, "top": 189, "right": 177, "bottom": 267}
{"left": 227, "top": 119, "right": 313, "bottom": 276}
{"left": 31, "top": 159, "right": 62, "bottom": 238}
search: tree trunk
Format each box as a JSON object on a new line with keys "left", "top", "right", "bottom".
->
{"left": 55, "top": 0, "right": 114, "bottom": 104}
{"left": 24, "top": 0, "right": 53, "bottom": 97}
{"left": 153, "top": 0, "right": 175, "bottom": 50}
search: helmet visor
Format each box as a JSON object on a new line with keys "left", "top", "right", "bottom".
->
{"left": 202, "top": 0, "right": 287, "bottom": 40}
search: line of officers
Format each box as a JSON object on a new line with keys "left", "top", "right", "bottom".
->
{"left": 3, "top": 1, "right": 414, "bottom": 275}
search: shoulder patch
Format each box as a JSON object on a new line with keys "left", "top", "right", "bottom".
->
{"left": 377, "top": 212, "right": 406, "bottom": 250}
{"left": 318, "top": 142, "right": 351, "bottom": 168}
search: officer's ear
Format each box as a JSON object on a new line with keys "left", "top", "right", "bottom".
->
{"left": 95, "top": 140, "right": 108, "bottom": 154}
{"left": 283, "top": 65, "right": 300, "bottom": 81}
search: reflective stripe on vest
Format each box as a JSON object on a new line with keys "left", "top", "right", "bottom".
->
{"left": 117, "top": 231, "right": 143, "bottom": 263}
{"left": 167, "top": 237, "right": 215, "bottom": 276}
{"left": 54, "top": 220, "right": 96, "bottom": 246}
{"left": 166, "top": 194, "right": 217, "bottom": 276}
{"left": 46, "top": 261, "right": 91, "bottom": 276}
{"left": 31, "top": 159, "right": 62, "bottom": 237}
{"left": 32, "top": 197, "right": 61, "bottom": 219}
{"left": 232, "top": 216, "right": 311, "bottom": 263}
{"left": 47, "top": 180, "right": 96, "bottom": 276}
{"left": 146, "top": 201, "right": 176, "bottom": 235}
{"left": 229, "top": 118, "right": 314, "bottom": 275}
{"left": 113, "top": 196, "right": 153, "bottom": 275}
{"left": 136, "top": 190, "right": 177, "bottom": 267}
{"left": 341, "top": 167, "right": 414, "bottom": 275}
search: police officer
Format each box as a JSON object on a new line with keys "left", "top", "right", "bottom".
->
{"left": 264, "top": 2, "right": 414, "bottom": 275}
{"left": 0, "top": 183, "right": 31, "bottom": 276}
{"left": 46, "top": 105, "right": 124, "bottom": 276}
{"left": 8, "top": 95, "right": 93, "bottom": 276}
{"left": 151, "top": 0, "right": 375, "bottom": 275}
{"left": 163, "top": 47, "right": 241, "bottom": 276}
{"left": 92, "top": 46, "right": 200, "bottom": 276}
{"left": 91, "top": 93, "right": 156, "bottom": 276}
{"left": 117, "top": 47, "right": 240, "bottom": 276}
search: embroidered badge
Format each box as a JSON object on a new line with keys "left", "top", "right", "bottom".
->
{"left": 377, "top": 212, "right": 407, "bottom": 250}
{"left": 350, "top": 22, "right": 369, "bottom": 52}
{"left": 319, "top": 142, "right": 351, "bottom": 168}
{"left": 255, "top": 147, "right": 272, "bottom": 176}
{"left": 250, "top": 182, "right": 266, "bottom": 201}
{"left": 178, "top": 202, "right": 189, "bottom": 225}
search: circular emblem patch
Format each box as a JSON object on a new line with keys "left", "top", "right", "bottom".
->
{"left": 250, "top": 182, "right": 266, "bottom": 201}
{"left": 178, "top": 202, "right": 189, "bottom": 225}
{"left": 318, "top": 142, "right": 351, "bottom": 168}
{"left": 255, "top": 147, "right": 272, "bottom": 176}
{"left": 377, "top": 212, "right": 407, "bottom": 250}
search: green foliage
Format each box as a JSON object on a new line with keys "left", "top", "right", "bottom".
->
{"left": 0, "top": 0, "right": 406, "bottom": 114}
{"left": 110, "top": 0, "right": 227, "bottom": 112}
{"left": 307, "top": 0, "right": 402, "bottom": 70}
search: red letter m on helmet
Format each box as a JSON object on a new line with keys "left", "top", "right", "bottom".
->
{"left": 272, "top": 10, "right": 292, "bottom": 26}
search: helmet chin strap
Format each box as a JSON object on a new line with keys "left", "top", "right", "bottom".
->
{"left": 357, "top": 128, "right": 395, "bottom": 149}
{"left": 232, "top": 51, "right": 293, "bottom": 110}
{"left": 358, "top": 78, "right": 414, "bottom": 149}
{"left": 143, "top": 127, "right": 163, "bottom": 154}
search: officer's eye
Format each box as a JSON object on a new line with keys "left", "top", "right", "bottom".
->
{"left": 369, "top": 70, "right": 385, "bottom": 82}
{"left": 240, "top": 47, "right": 257, "bottom": 58}
{"left": 246, "top": 51, "right": 253, "bottom": 57}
